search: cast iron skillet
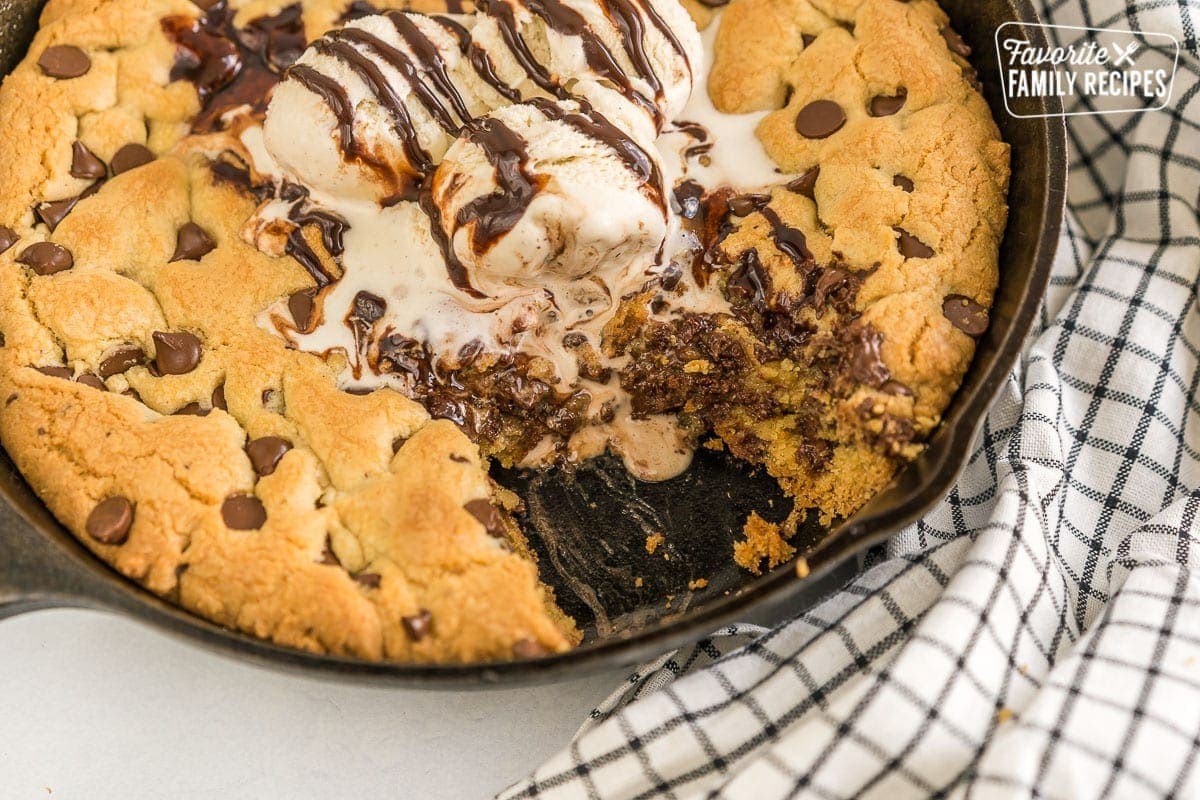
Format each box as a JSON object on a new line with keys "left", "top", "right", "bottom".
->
{"left": 0, "top": 0, "right": 1065, "bottom": 686}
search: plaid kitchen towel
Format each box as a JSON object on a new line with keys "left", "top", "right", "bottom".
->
{"left": 501, "top": 1, "right": 1200, "bottom": 798}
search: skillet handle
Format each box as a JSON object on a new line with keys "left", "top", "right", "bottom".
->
{"left": 0, "top": 494, "right": 120, "bottom": 620}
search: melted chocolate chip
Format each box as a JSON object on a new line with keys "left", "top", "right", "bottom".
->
{"left": 353, "top": 571, "right": 382, "bottom": 589}
{"left": 152, "top": 331, "right": 203, "bottom": 375}
{"left": 727, "top": 249, "right": 770, "bottom": 314}
{"left": 288, "top": 288, "right": 317, "bottom": 331}
{"left": 16, "top": 242, "right": 73, "bottom": 275}
{"left": 0, "top": 226, "right": 16, "bottom": 255}
{"left": 943, "top": 294, "right": 989, "bottom": 336}
{"left": 464, "top": 498, "right": 505, "bottom": 538}
{"left": 786, "top": 166, "right": 819, "bottom": 200}
{"left": 69, "top": 141, "right": 106, "bottom": 179}
{"left": 319, "top": 537, "right": 340, "bottom": 566}
{"left": 881, "top": 379, "right": 914, "bottom": 396}
{"left": 76, "top": 373, "right": 105, "bottom": 391}
{"left": 221, "top": 494, "right": 266, "bottom": 529}
{"left": 174, "top": 402, "right": 211, "bottom": 416}
{"left": 86, "top": 496, "right": 133, "bottom": 545}
{"left": 402, "top": 609, "right": 433, "bottom": 641}
{"left": 850, "top": 324, "right": 891, "bottom": 387}
{"left": 727, "top": 193, "right": 771, "bottom": 217}
{"left": 170, "top": 222, "right": 216, "bottom": 261}
{"left": 893, "top": 174, "right": 915, "bottom": 193}
{"left": 894, "top": 227, "right": 935, "bottom": 259}
{"left": 245, "top": 436, "right": 291, "bottom": 476}
{"left": 512, "top": 638, "right": 547, "bottom": 659}
{"left": 110, "top": 144, "right": 155, "bottom": 176}
{"left": 98, "top": 345, "right": 145, "bottom": 378}
{"left": 35, "top": 365, "right": 74, "bottom": 380}
{"left": 212, "top": 383, "right": 228, "bottom": 411}
{"left": 795, "top": 100, "right": 845, "bottom": 139}
{"left": 38, "top": 45, "right": 91, "bottom": 79}
{"left": 941, "top": 26, "right": 972, "bottom": 57}
{"left": 868, "top": 90, "right": 906, "bottom": 117}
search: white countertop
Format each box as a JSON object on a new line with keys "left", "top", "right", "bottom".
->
{"left": 0, "top": 609, "right": 628, "bottom": 799}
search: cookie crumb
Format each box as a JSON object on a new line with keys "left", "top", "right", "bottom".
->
{"left": 733, "top": 512, "right": 796, "bottom": 575}
{"left": 645, "top": 532, "right": 665, "bottom": 554}
{"left": 688, "top": 578, "right": 708, "bottom": 590}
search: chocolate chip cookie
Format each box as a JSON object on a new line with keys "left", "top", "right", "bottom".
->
{"left": 0, "top": 0, "right": 1007, "bottom": 660}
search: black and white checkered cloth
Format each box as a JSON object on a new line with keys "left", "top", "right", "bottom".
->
{"left": 501, "top": 1, "right": 1200, "bottom": 797}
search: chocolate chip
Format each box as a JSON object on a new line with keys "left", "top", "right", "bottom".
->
{"left": 941, "top": 26, "right": 971, "bottom": 57}
{"left": 246, "top": 436, "right": 291, "bottom": 476}
{"left": 0, "top": 226, "right": 16, "bottom": 256}
{"left": 893, "top": 174, "right": 915, "bottom": 193}
{"left": 801, "top": 33, "right": 816, "bottom": 47}
{"left": 850, "top": 324, "right": 891, "bottom": 387}
{"left": 353, "top": 572, "right": 381, "bottom": 589}
{"left": 795, "top": 100, "right": 845, "bottom": 139}
{"left": 152, "top": 331, "right": 202, "bottom": 374}
{"left": 170, "top": 222, "right": 215, "bottom": 262}
{"left": 35, "top": 365, "right": 74, "bottom": 379}
{"left": 881, "top": 379, "right": 914, "bottom": 396}
{"left": 464, "top": 498, "right": 505, "bottom": 538}
{"left": 449, "top": 454, "right": 469, "bottom": 463}
{"left": 894, "top": 227, "right": 935, "bottom": 259}
{"left": 943, "top": 294, "right": 989, "bottom": 336}
{"left": 16, "top": 241, "right": 73, "bottom": 275}
{"left": 288, "top": 289, "right": 317, "bottom": 331}
{"left": 786, "top": 166, "right": 820, "bottom": 200}
{"left": 0, "top": 332, "right": 6, "bottom": 347}
{"left": 512, "top": 638, "right": 547, "bottom": 659}
{"left": 221, "top": 494, "right": 266, "bottom": 530}
{"left": 211, "top": 383, "right": 227, "bottom": 410}
{"left": 727, "top": 193, "right": 771, "bottom": 217}
{"left": 319, "top": 537, "right": 340, "bottom": 566}
{"left": 69, "top": 141, "right": 106, "bottom": 179}
{"left": 35, "top": 197, "right": 80, "bottom": 233}
{"left": 76, "top": 373, "right": 105, "bottom": 391}
{"left": 869, "top": 90, "right": 907, "bottom": 117}
{"left": 110, "top": 144, "right": 154, "bottom": 176}
{"left": 402, "top": 609, "right": 433, "bottom": 641}
{"left": 262, "top": 388, "right": 277, "bottom": 406}
{"left": 38, "top": 45, "right": 90, "bottom": 79}
{"left": 86, "top": 496, "right": 133, "bottom": 545}
{"left": 98, "top": 345, "right": 145, "bottom": 378}
{"left": 174, "top": 402, "right": 210, "bottom": 416}
{"left": 391, "top": 437, "right": 404, "bottom": 455}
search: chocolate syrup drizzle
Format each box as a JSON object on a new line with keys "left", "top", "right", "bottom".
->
{"left": 163, "top": 1, "right": 306, "bottom": 133}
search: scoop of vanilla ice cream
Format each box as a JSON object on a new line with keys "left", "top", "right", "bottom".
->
{"left": 432, "top": 100, "right": 667, "bottom": 300}
{"left": 470, "top": 0, "right": 701, "bottom": 136}
{"left": 263, "top": 13, "right": 505, "bottom": 204}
